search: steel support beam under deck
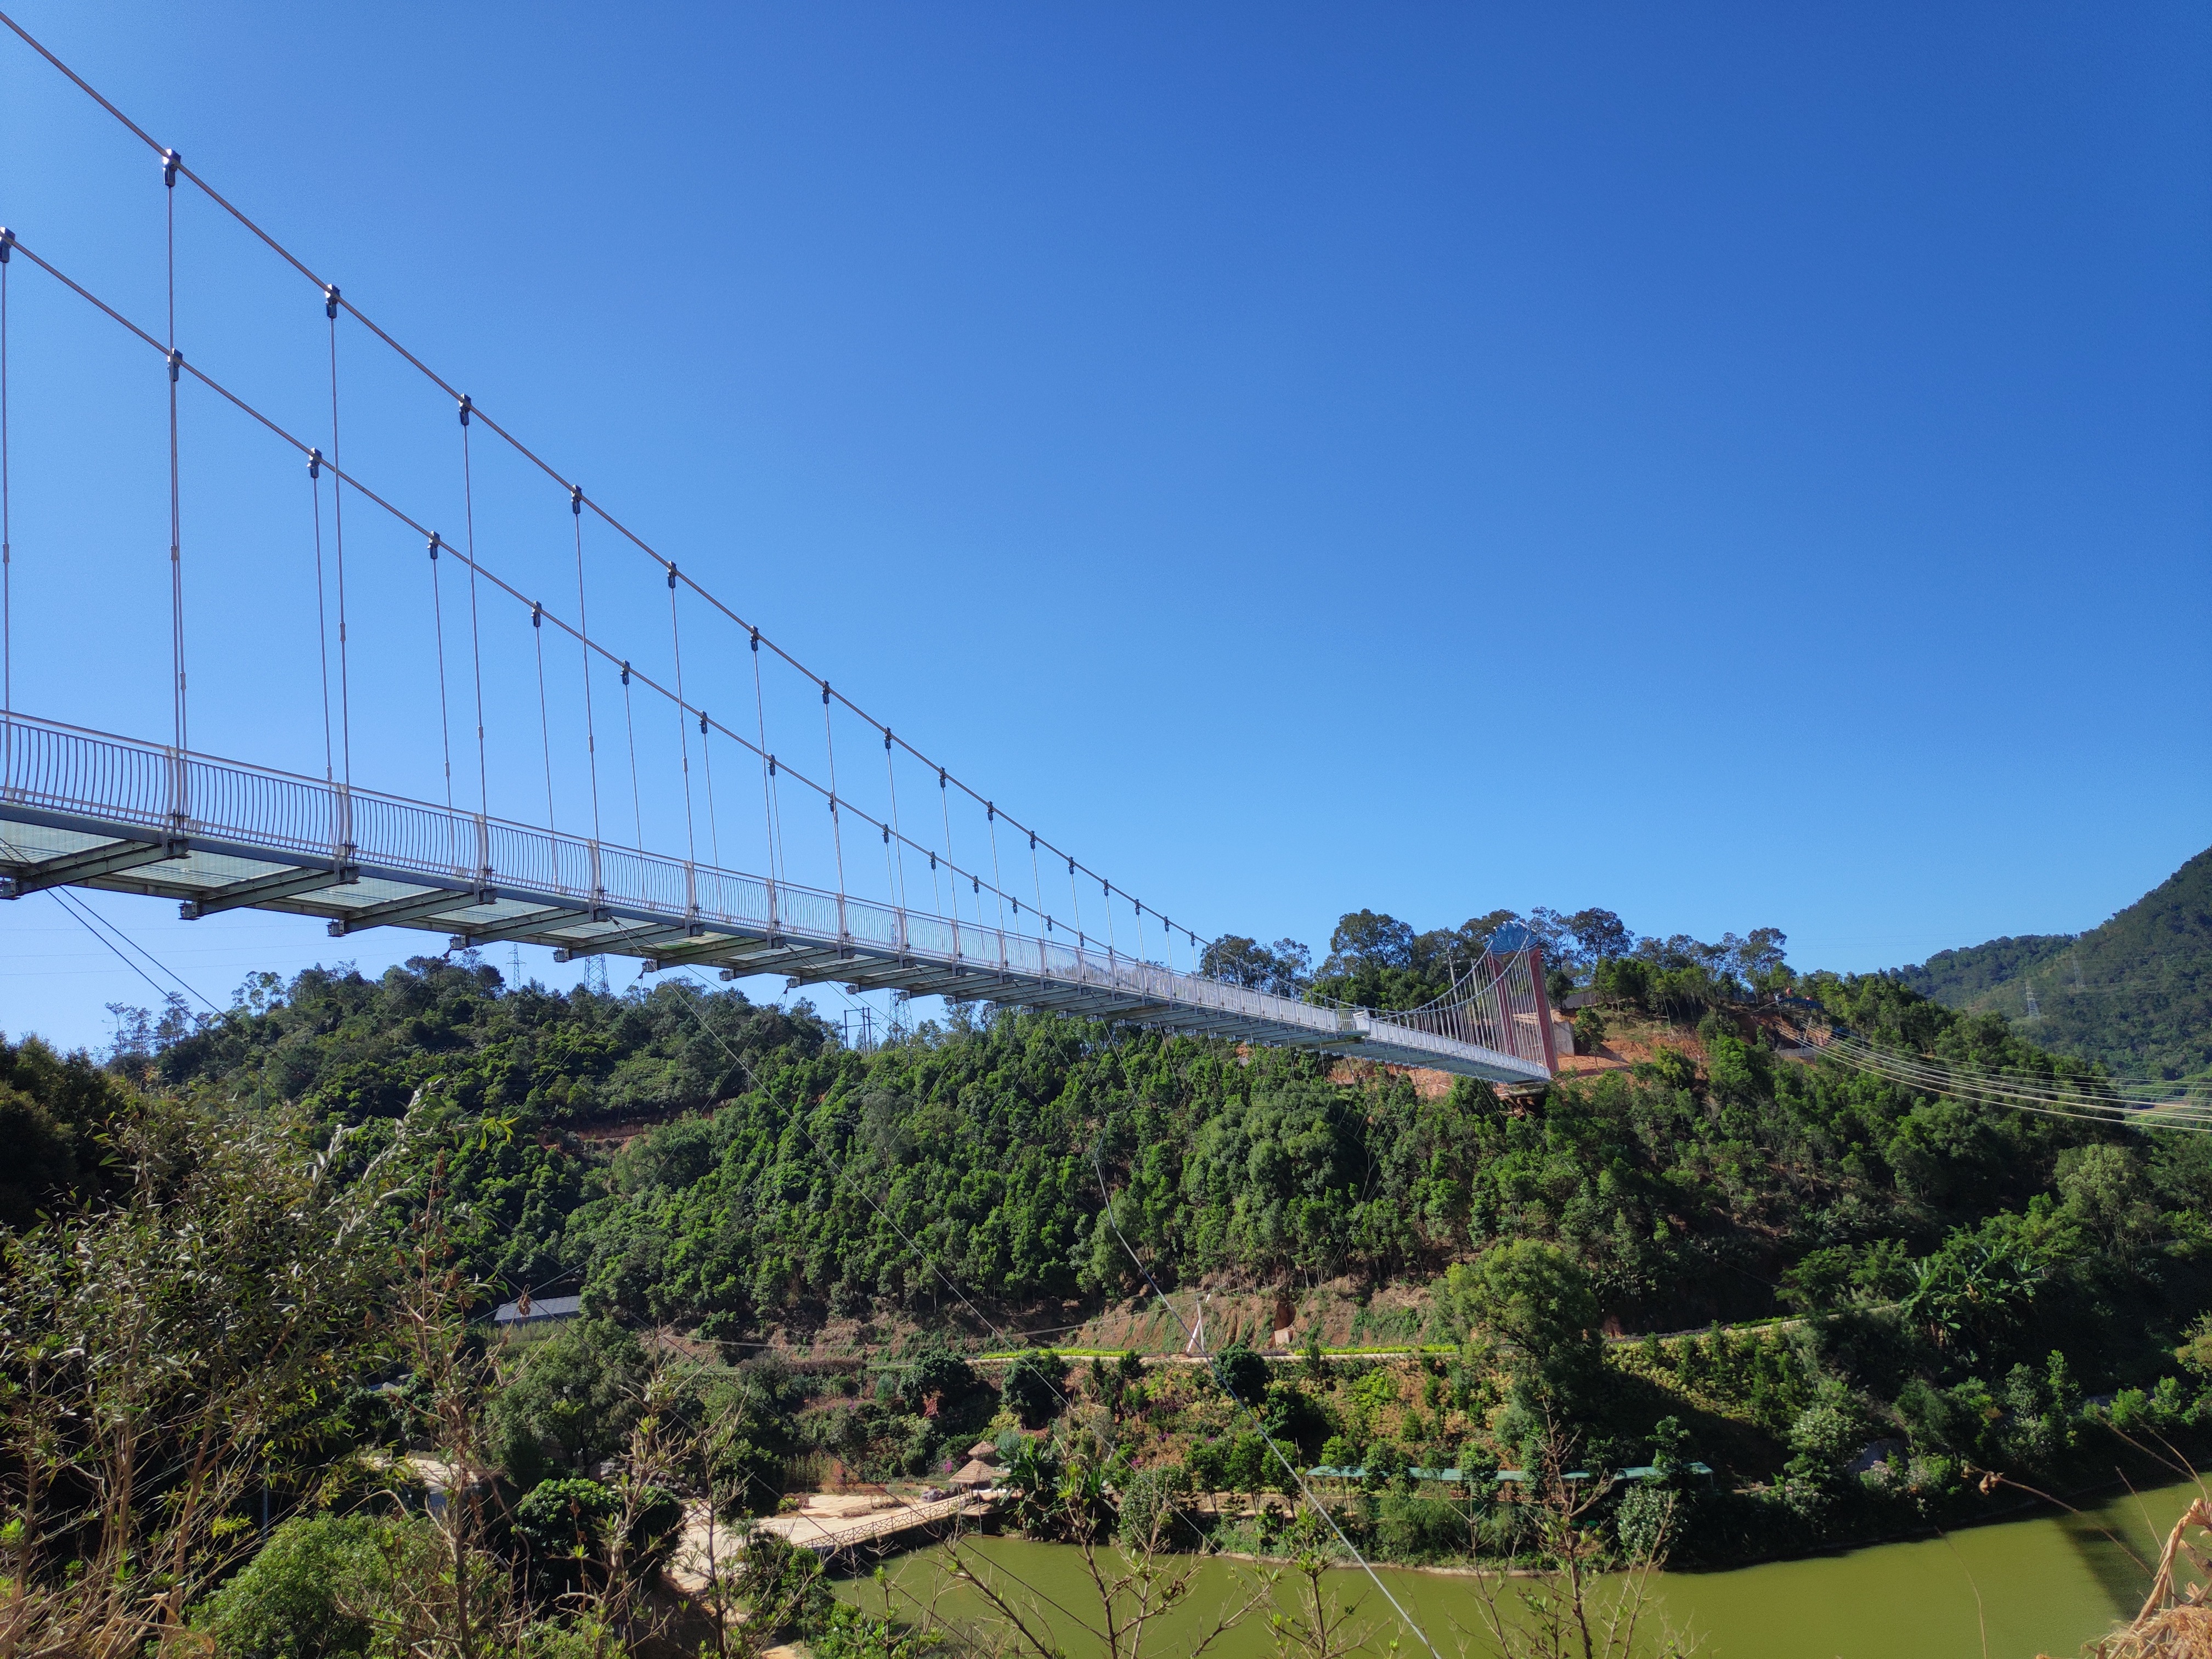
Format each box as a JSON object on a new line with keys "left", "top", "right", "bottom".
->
{"left": 331, "top": 885, "right": 497, "bottom": 935}
{"left": 2, "top": 836, "right": 183, "bottom": 898}
{"left": 182, "top": 864, "right": 357, "bottom": 919}
{"left": 449, "top": 905, "right": 588, "bottom": 947}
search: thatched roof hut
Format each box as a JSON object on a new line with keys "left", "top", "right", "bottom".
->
{"left": 967, "top": 1441, "right": 1001, "bottom": 1463}
{"left": 950, "top": 1459, "right": 1000, "bottom": 1491}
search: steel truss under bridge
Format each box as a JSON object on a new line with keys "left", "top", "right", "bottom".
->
{"left": 0, "top": 714, "right": 1556, "bottom": 1085}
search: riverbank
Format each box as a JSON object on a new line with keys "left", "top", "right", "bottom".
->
{"left": 848, "top": 1475, "right": 2206, "bottom": 1658}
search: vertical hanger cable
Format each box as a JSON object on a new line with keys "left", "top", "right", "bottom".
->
{"left": 571, "top": 489, "right": 601, "bottom": 849}
{"left": 882, "top": 726, "right": 907, "bottom": 914}
{"left": 460, "top": 396, "right": 488, "bottom": 831}
{"left": 325, "top": 286, "right": 352, "bottom": 813}
{"left": 1, "top": 226, "right": 12, "bottom": 756}
{"left": 750, "top": 628, "right": 783, "bottom": 888}
{"left": 425, "top": 534, "right": 454, "bottom": 814}
{"left": 532, "top": 600, "right": 555, "bottom": 831}
{"left": 667, "top": 567, "right": 696, "bottom": 867}
{"left": 165, "top": 151, "right": 188, "bottom": 815}
{"left": 620, "top": 661, "right": 644, "bottom": 848}
{"left": 306, "top": 458, "right": 332, "bottom": 783}
{"left": 821, "top": 680, "right": 845, "bottom": 901}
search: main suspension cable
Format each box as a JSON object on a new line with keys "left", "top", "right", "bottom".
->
{"left": 2, "top": 233, "right": 1206, "bottom": 950}
{"left": 0, "top": 14, "right": 1180, "bottom": 944}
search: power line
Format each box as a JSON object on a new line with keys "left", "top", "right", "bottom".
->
{"left": 2, "top": 833, "right": 220, "bottom": 1015}
{"left": 1091, "top": 1143, "right": 1446, "bottom": 1659}
{"left": 1791, "top": 1024, "right": 2212, "bottom": 1133}
{"left": 657, "top": 972, "right": 1121, "bottom": 1644}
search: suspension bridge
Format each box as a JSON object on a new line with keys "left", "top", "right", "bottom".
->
{"left": 0, "top": 18, "right": 1555, "bottom": 1086}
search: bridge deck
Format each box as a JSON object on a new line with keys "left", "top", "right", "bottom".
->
{"left": 0, "top": 714, "right": 1553, "bottom": 1084}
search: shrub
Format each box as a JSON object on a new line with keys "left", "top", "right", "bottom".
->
{"left": 191, "top": 1513, "right": 416, "bottom": 1659}
{"left": 512, "top": 1477, "right": 681, "bottom": 1595}
{"left": 1000, "top": 1350, "right": 1069, "bottom": 1428}
{"left": 1374, "top": 1492, "right": 1468, "bottom": 1562}
{"left": 733, "top": 1526, "right": 833, "bottom": 1637}
{"left": 1615, "top": 1484, "right": 1677, "bottom": 1564}
{"left": 1186, "top": 1438, "right": 1228, "bottom": 1491}
{"left": 1213, "top": 1342, "right": 1271, "bottom": 1404}
{"left": 1116, "top": 1464, "right": 1199, "bottom": 1551}
{"left": 514, "top": 1477, "right": 618, "bottom": 1595}
{"left": 488, "top": 1318, "right": 649, "bottom": 1487}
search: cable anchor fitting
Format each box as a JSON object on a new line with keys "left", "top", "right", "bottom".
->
{"left": 458, "top": 394, "right": 473, "bottom": 428}
{"left": 531, "top": 600, "right": 543, "bottom": 629}
{"left": 323, "top": 283, "right": 340, "bottom": 320}
{"left": 986, "top": 802, "right": 994, "bottom": 822}
{"left": 768, "top": 754, "right": 776, "bottom": 776}
{"left": 308, "top": 448, "right": 324, "bottom": 481}
{"left": 620, "top": 660, "right": 631, "bottom": 686}
{"left": 749, "top": 626, "right": 760, "bottom": 652}
{"left": 667, "top": 562, "right": 677, "bottom": 590}
{"left": 883, "top": 726, "right": 892, "bottom": 751}
{"left": 699, "top": 710, "right": 708, "bottom": 736}
{"left": 426, "top": 532, "right": 439, "bottom": 559}
{"left": 0, "top": 227, "right": 13, "bottom": 264}
{"left": 821, "top": 679, "right": 831, "bottom": 705}
{"left": 166, "top": 347, "right": 184, "bottom": 383}
{"left": 570, "top": 484, "right": 583, "bottom": 516}
{"left": 161, "top": 148, "right": 182, "bottom": 188}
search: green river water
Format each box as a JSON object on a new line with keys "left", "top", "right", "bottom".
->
{"left": 851, "top": 1479, "right": 2205, "bottom": 1658}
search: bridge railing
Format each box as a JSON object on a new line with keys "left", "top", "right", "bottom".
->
{"left": 1, "top": 712, "right": 1549, "bottom": 1077}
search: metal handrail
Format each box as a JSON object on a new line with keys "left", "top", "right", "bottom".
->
{"left": 0, "top": 710, "right": 1551, "bottom": 1080}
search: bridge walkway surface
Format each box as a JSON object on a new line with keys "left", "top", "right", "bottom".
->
{"left": 0, "top": 713, "right": 1555, "bottom": 1084}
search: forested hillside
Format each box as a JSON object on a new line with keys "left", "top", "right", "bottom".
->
{"left": 1898, "top": 845, "right": 2212, "bottom": 1080}
{"left": 13, "top": 918, "right": 2212, "bottom": 1652}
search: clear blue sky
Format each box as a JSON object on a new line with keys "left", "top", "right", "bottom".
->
{"left": 2, "top": 1, "right": 2207, "bottom": 1053}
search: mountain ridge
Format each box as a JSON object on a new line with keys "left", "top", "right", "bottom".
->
{"left": 1895, "top": 846, "right": 2212, "bottom": 1080}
